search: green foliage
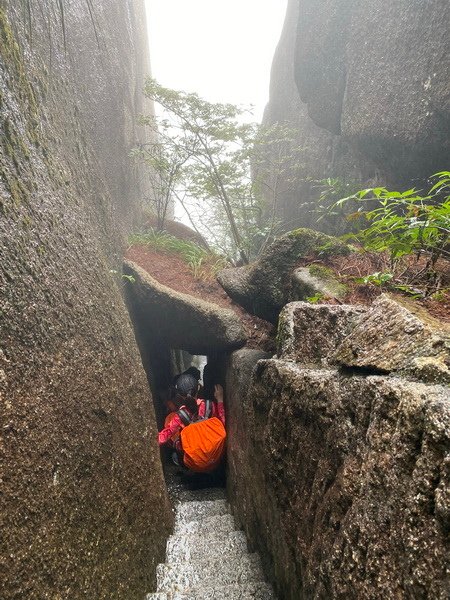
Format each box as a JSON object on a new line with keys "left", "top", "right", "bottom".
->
{"left": 121, "top": 274, "right": 136, "bottom": 284}
{"left": 431, "top": 289, "right": 449, "bottom": 302}
{"left": 315, "top": 177, "right": 365, "bottom": 235}
{"left": 141, "top": 78, "right": 255, "bottom": 264}
{"left": 109, "top": 270, "right": 136, "bottom": 285}
{"left": 331, "top": 172, "right": 450, "bottom": 267}
{"left": 138, "top": 79, "right": 300, "bottom": 264}
{"left": 129, "top": 229, "right": 206, "bottom": 262}
{"left": 355, "top": 272, "right": 394, "bottom": 286}
{"left": 306, "top": 292, "right": 325, "bottom": 304}
{"left": 128, "top": 229, "right": 227, "bottom": 280}
{"left": 390, "top": 284, "right": 424, "bottom": 299}
{"left": 250, "top": 122, "right": 306, "bottom": 253}
{"left": 130, "top": 142, "right": 188, "bottom": 231}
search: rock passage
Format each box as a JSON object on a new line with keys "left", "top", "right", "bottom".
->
{"left": 146, "top": 490, "right": 276, "bottom": 599}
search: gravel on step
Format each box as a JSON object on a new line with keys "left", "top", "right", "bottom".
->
{"left": 156, "top": 553, "right": 264, "bottom": 593}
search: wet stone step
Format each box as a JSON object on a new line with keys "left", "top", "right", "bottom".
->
{"left": 172, "top": 581, "right": 275, "bottom": 599}
{"left": 146, "top": 581, "right": 275, "bottom": 600}
{"left": 174, "top": 513, "right": 236, "bottom": 536}
{"left": 166, "top": 530, "right": 248, "bottom": 562}
{"left": 174, "top": 499, "right": 229, "bottom": 528}
{"left": 156, "top": 553, "right": 264, "bottom": 593}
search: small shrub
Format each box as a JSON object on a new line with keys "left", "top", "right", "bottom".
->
{"left": 355, "top": 272, "right": 394, "bottom": 286}
{"left": 331, "top": 172, "right": 450, "bottom": 268}
{"left": 306, "top": 292, "right": 325, "bottom": 304}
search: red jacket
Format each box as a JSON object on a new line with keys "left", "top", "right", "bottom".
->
{"left": 158, "top": 399, "right": 225, "bottom": 446}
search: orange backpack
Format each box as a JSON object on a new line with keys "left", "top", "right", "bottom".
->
{"left": 178, "top": 401, "right": 226, "bottom": 473}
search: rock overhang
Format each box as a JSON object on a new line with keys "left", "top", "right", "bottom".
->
{"left": 124, "top": 260, "right": 247, "bottom": 355}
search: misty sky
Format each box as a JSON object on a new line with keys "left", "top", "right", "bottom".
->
{"left": 144, "top": 0, "right": 288, "bottom": 121}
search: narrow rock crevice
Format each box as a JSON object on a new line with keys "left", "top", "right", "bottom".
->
{"left": 146, "top": 490, "right": 276, "bottom": 599}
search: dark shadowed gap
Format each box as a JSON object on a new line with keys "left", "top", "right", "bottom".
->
{"left": 124, "top": 294, "right": 228, "bottom": 493}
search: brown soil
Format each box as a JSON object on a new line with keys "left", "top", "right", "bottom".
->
{"left": 298, "top": 250, "right": 450, "bottom": 322}
{"left": 126, "top": 242, "right": 450, "bottom": 340}
{"left": 126, "top": 245, "right": 275, "bottom": 351}
{"left": 144, "top": 215, "right": 208, "bottom": 248}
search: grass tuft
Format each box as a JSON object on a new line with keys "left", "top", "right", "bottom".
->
{"left": 128, "top": 228, "right": 229, "bottom": 279}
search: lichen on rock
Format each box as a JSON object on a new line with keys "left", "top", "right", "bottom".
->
{"left": 333, "top": 294, "right": 450, "bottom": 384}
{"left": 291, "top": 264, "right": 347, "bottom": 302}
{"left": 277, "top": 301, "right": 366, "bottom": 364}
{"left": 226, "top": 352, "right": 449, "bottom": 600}
{"left": 1, "top": 4, "right": 172, "bottom": 599}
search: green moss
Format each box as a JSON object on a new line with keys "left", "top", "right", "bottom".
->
{"left": 304, "top": 263, "right": 348, "bottom": 299}
{"left": 275, "top": 310, "right": 288, "bottom": 355}
{"left": 308, "top": 264, "right": 335, "bottom": 280}
{"left": 8, "top": 176, "right": 28, "bottom": 206}
{"left": 22, "top": 214, "right": 33, "bottom": 229}
{"left": 3, "top": 118, "right": 31, "bottom": 163}
{"left": 286, "top": 227, "right": 349, "bottom": 258}
{"left": 0, "top": 8, "right": 44, "bottom": 147}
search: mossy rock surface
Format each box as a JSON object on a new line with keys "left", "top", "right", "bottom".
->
{"left": 291, "top": 265, "right": 347, "bottom": 302}
{"left": 217, "top": 228, "right": 349, "bottom": 323}
{"left": 333, "top": 294, "right": 450, "bottom": 384}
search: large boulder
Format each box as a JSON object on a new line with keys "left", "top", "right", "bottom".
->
{"left": 226, "top": 339, "right": 449, "bottom": 599}
{"left": 217, "top": 228, "right": 349, "bottom": 323}
{"left": 124, "top": 260, "right": 246, "bottom": 355}
{"left": 260, "top": 0, "right": 370, "bottom": 236}
{"left": 260, "top": 0, "right": 449, "bottom": 234}
{"left": 226, "top": 300, "right": 449, "bottom": 598}
{"left": 333, "top": 295, "right": 450, "bottom": 384}
{"left": 1, "top": 5, "right": 171, "bottom": 599}
{"left": 277, "top": 302, "right": 366, "bottom": 364}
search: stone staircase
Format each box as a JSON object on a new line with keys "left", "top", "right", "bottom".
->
{"left": 145, "top": 491, "right": 276, "bottom": 600}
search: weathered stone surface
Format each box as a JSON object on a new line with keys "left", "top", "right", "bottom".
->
{"left": 322, "top": 0, "right": 449, "bottom": 180}
{"left": 1, "top": 4, "right": 171, "bottom": 600}
{"left": 260, "top": 0, "right": 376, "bottom": 235}
{"left": 150, "top": 489, "right": 275, "bottom": 599}
{"left": 226, "top": 354, "right": 449, "bottom": 600}
{"left": 218, "top": 228, "right": 348, "bottom": 323}
{"left": 124, "top": 260, "right": 246, "bottom": 355}
{"left": 277, "top": 301, "right": 366, "bottom": 364}
{"left": 261, "top": 0, "right": 449, "bottom": 233}
{"left": 290, "top": 265, "right": 347, "bottom": 301}
{"left": 333, "top": 295, "right": 450, "bottom": 383}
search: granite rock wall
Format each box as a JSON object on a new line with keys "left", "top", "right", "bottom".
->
{"left": 0, "top": 2, "right": 172, "bottom": 598}
{"left": 263, "top": 0, "right": 450, "bottom": 233}
{"left": 226, "top": 302, "right": 449, "bottom": 599}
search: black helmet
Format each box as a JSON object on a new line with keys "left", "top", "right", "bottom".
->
{"left": 183, "top": 366, "right": 201, "bottom": 381}
{"left": 175, "top": 373, "right": 198, "bottom": 397}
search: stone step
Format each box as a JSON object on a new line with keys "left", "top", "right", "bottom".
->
{"left": 166, "top": 530, "right": 248, "bottom": 563}
{"left": 174, "top": 499, "right": 229, "bottom": 528}
{"left": 174, "top": 513, "right": 235, "bottom": 536}
{"left": 146, "top": 581, "right": 275, "bottom": 600}
{"left": 156, "top": 553, "right": 264, "bottom": 593}
{"left": 173, "top": 581, "right": 275, "bottom": 599}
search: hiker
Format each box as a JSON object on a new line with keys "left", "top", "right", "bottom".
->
{"left": 158, "top": 373, "right": 226, "bottom": 471}
{"left": 168, "top": 367, "right": 203, "bottom": 410}
{"left": 172, "top": 366, "right": 201, "bottom": 387}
